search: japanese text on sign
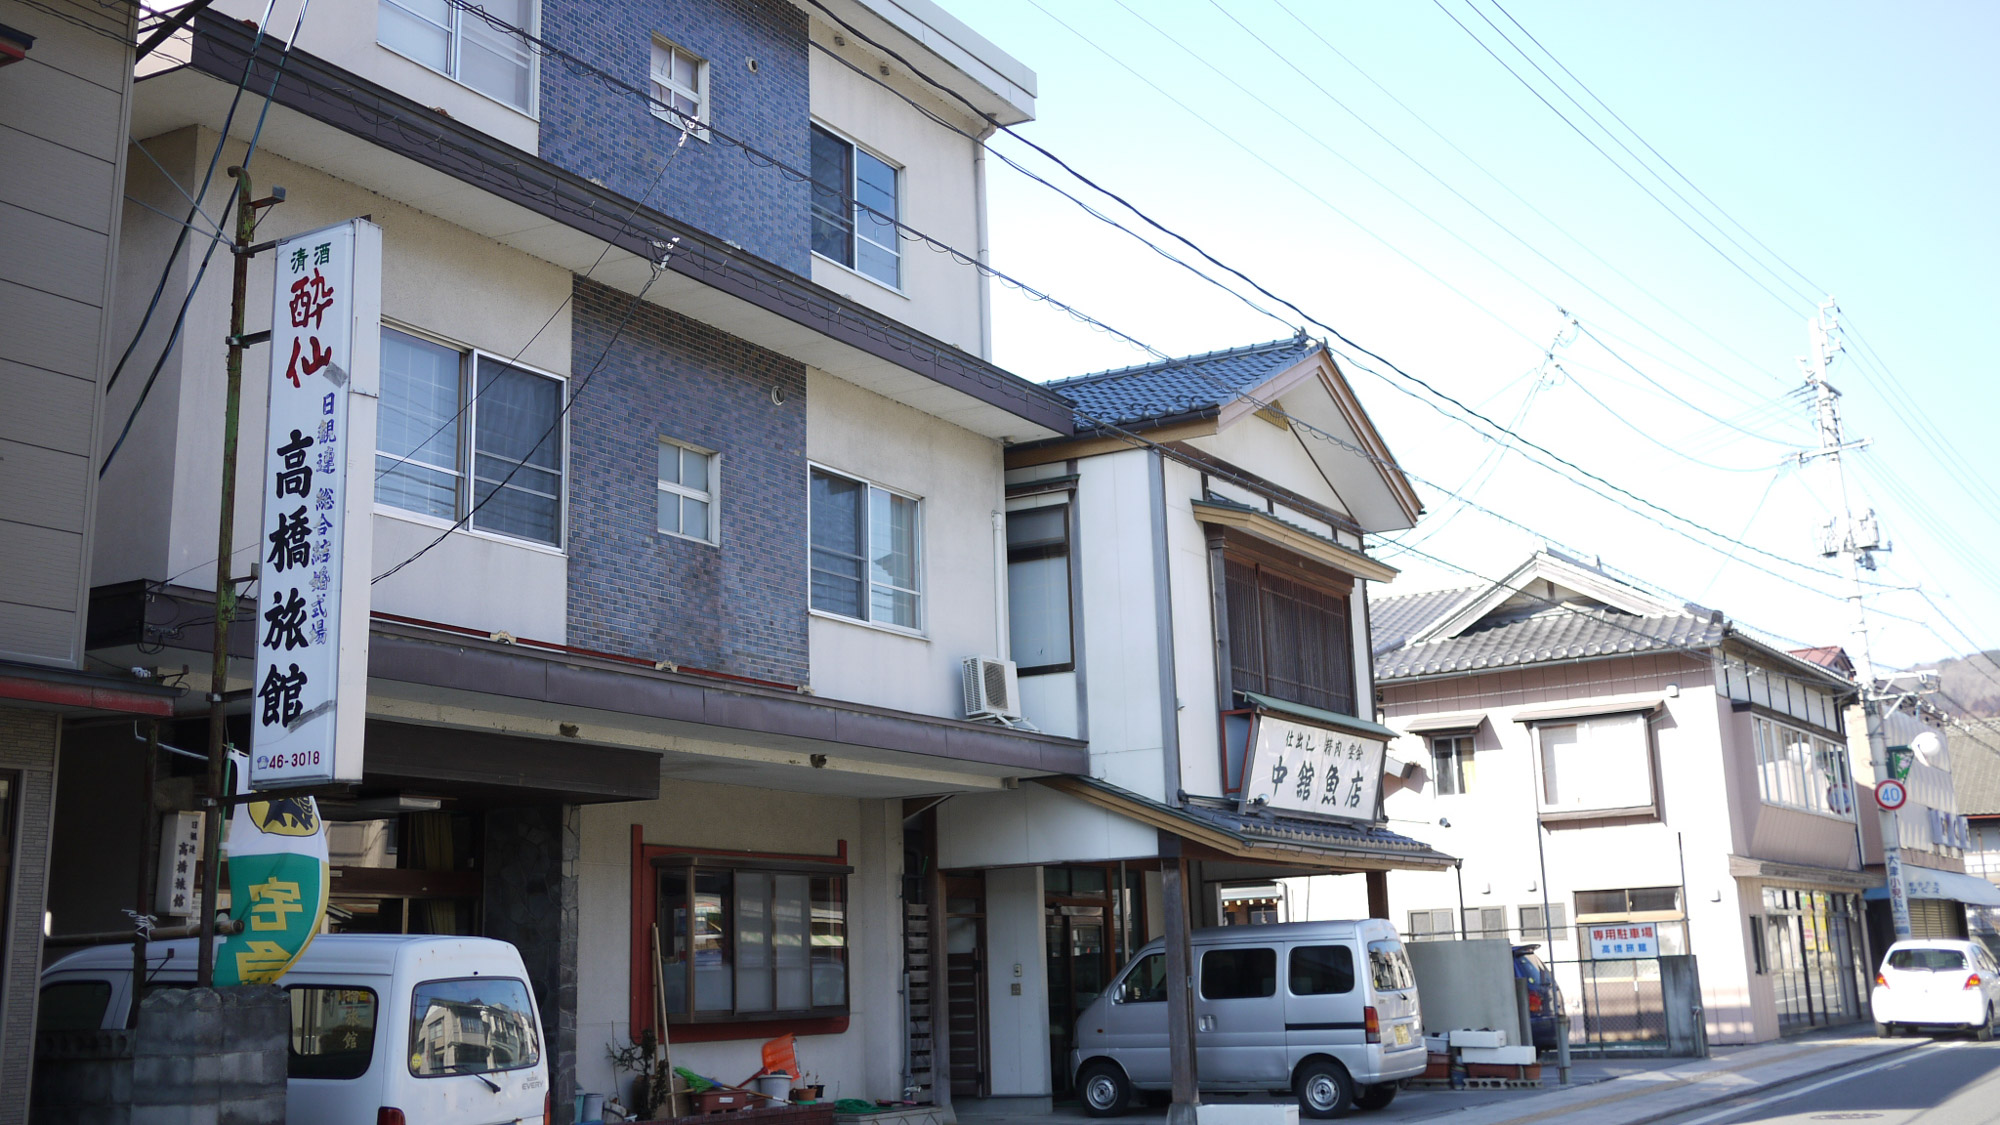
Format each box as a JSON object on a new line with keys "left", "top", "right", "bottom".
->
{"left": 1588, "top": 923, "right": 1657, "bottom": 959}
{"left": 1238, "top": 714, "right": 1387, "bottom": 823}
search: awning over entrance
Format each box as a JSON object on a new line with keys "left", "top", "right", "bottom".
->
{"left": 1036, "top": 775, "right": 1456, "bottom": 872}
{"left": 1864, "top": 865, "right": 2000, "bottom": 907}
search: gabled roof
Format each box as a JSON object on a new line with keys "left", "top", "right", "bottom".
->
{"left": 1789, "top": 646, "right": 1857, "bottom": 678}
{"left": 1050, "top": 335, "right": 1320, "bottom": 429}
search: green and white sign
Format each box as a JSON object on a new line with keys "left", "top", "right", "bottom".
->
{"left": 215, "top": 756, "right": 329, "bottom": 986}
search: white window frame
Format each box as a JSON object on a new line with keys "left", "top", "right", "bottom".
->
{"left": 1430, "top": 733, "right": 1474, "bottom": 796}
{"left": 1519, "top": 902, "right": 1570, "bottom": 943}
{"left": 1531, "top": 712, "right": 1656, "bottom": 819}
{"left": 649, "top": 36, "right": 709, "bottom": 140}
{"left": 807, "top": 463, "right": 923, "bottom": 634}
{"left": 374, "top": 323, "right": 568, "bottom": 552}
{"left": 376, "top": 0, "right": 540, "bottom": 116}
{"left": 1752, "top": 715, "right": 1856, "bottom": 821}
{"left": 808, "top": 122, "right": 903, "bottom": 291}
{"left": 656, "top": 438, "right": 718, "bottom": 545}
{"left": 1404, "top": 908, "right": 1453, "bottom": 942}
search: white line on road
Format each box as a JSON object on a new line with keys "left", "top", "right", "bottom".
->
{"left": 1664, "top": 1041, "right": 1973, "bottom": 1125}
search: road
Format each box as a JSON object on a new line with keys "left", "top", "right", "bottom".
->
{"left": 1653, "top": 1037, "right": 2000, "bottom": 1125}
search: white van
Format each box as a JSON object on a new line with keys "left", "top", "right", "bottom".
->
{"left": 1070, "top": 920, "right": 1424, "bottom": 1119}
{"left": 40, "top": 934, "right": 550, "bottom": 1125}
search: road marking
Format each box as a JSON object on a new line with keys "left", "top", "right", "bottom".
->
{"left": 1664, "top": 1041, "right": 1973, "bottom": 1125}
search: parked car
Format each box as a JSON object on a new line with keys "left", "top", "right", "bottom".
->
{"left": 1870, "top": 938, "right": 2000, "bottom": 1039}
{"left": 40, "top": 934, "right": 550, "bottom": 1124}
{"left": 1512, "top": 944, "right": 1564, "bottom": 1052}
{"left": 1070, "top": 919, "right": 1425, "bottom": 1119}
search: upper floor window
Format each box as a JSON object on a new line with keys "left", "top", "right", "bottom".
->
{"left": 1224, "top": 556, "right": 1354, "bottom": 717}
{"left": 1430, "top": 734, "right": 1474, "bottom": 795}
{"left": 1752, "top": 716, "right": 1855, "bottom": 819}
{"left": 809, "top": 467, "right": 920, "bottom": 631}
{"left": 1535, "top": 713, "right": 1651, "bottom": 815}
{"left": 376, "top": 326, "right": 565, "bottom": 548}
{"left": 810, "top": 125, "right": 901, "bottom": 288}
{"left": 650, "top": 37, "right": 708, "bottom": 138}
{"left": 377, "top": 0, "right": 536, "bottom": 113}
{"left": 657, "top": 439, "right": 717, "bottom": 544}
{"left": 1006, "top": 502, "right": 1073, "bottom": 673}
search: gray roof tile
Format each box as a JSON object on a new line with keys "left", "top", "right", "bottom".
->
{"left": 1372, "top": 593, "right": 1725, "bottom": 680}
{"left": 1050, "top": 335, "right": 1319, "bottom": 429}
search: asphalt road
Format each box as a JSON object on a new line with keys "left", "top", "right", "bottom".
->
{"left": 1655, "top": 1037, "right": 2000, "bottom": 1125}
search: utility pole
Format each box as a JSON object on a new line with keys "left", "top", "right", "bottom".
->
{"left": 1795, "top": 298, "right": 1908, "bottom": 940}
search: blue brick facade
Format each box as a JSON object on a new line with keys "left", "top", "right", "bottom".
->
{"left": 538, "top": 0, "right": 811, "bottom": 274}
{"left": 566, "top": 277, "right": 809, "bottom": 683}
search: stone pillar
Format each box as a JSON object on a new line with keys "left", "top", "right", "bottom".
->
{"left": 485, "top": 804, "right": 580, "bottom": 1125}
{"left": 131, "top": 986, "right": 287, "bottom": 1125}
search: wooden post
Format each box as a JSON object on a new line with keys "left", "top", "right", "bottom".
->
{"left": 1161, "top": 851, "right": 1198, "bottom": 1125}
{"left": 1366, "top": 869, "right": 1390, "bottom": 921}
{"left": 130, "top": 721, "right": 161, "bottom": 1026}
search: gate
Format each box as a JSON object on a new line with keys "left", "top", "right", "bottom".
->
{"left": 1546, "top": 953, "right": 1705, "bottom": 1057}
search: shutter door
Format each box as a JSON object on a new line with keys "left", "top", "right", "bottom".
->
{"left": 1908, "top": 898, "right": 1958, "bottom": 939}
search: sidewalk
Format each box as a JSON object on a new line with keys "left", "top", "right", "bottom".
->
{"left": 963, "top": 1028, "right": 1919, "bottom": 1125}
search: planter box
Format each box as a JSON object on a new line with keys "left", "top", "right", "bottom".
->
{"left": 691, "top": 1091, "right": 750, "bottom": 1114}
{"left": 1421, "top": 1053, "right": 1452, "bottom": 1080}
{"left": 1463, "top": 1064, "right": 1524, "bottom": 1080}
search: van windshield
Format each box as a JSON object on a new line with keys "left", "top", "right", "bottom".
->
{"left": 1367, "top": 939, "right": 1415, "bottom": 992}
{"left": 408, "top": 978, "right": 541, "bottom": 1077}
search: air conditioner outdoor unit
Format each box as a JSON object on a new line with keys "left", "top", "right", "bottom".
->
{"left": 962, "top": 656, "right": 1021, "bottom": 722}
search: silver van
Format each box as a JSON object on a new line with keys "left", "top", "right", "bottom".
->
{"left": 1070, "top": 920, "right": 1424, "bottom": 1118}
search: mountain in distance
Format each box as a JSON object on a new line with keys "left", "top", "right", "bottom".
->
{"left": 1917, "top": 650, "right": 2000, "bottom": 718}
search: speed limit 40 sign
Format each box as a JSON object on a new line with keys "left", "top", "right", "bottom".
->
{"left": 1877, "top": 779, "right": 1908, "bottom": 811}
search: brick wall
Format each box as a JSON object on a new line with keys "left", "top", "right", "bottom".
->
{"left": 1, "top": 708, "right": 59, "bottom": 1125}
{"left": 539, "top": 0, "right": 811, "bottom": 273}
{"left": 567, "top": 277, "right": 809, "bottom": 683}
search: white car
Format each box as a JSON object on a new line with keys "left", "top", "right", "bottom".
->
{"left": 1871, "top": 939, "right": 2000, "bottom": 1039}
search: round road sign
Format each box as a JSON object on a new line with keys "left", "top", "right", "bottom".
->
{"left": 1877, "top": 779, "right": 1908, "bottom": 811}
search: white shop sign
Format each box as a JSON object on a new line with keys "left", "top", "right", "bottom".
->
{"left": 1239, "top": 714, "right": 1386, "bottom": 823}
{"left": 1588, "top": 923, "right": 1657, "bottom": 959}
{"left": 251, "top": 219, "right": 380, "bottom": 788}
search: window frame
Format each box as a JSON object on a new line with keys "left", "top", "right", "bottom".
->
{"left": 656, "top": 438, "right": 719, "bottom": 545}
{"left": 1519, "top": 902, "right": 1570, "bottom": 943}
{"left": 1405, "top": 907, "right": 1453, "bottom": 941}
{"left": 1430, "top": 733, "right": 1474, "bottom": 796}
{"left": 376, "top": 0, "right": 539, "bottom": 116}
{"left": 1005, "top": 496, "right": 1075, "bottom": 675}
{"left": 1752, "top": 715, "right": 1856, "bottom": 821}
{"left": 807, "top": 463, "right": 923, "bottom": 634}
{"left": 1222, "top": 547, "right": 1357, "bottom": 718}
{"left": 649, "top": 35, "right": 710, "bottom": 140}
{"left": 287, "top": 984, "right": 380, "bottom": 1080}
{"left": 1529, "top": 712, "right": 1657, "bottom": 820}
{"left": 375, "top": 324, "right": 569, "bottom": 552}
{"left": 651, "top": 855, "right": 852, "bottom": 1026}
{"left": 808, "top": 122, "right": 904, "bottom": 291}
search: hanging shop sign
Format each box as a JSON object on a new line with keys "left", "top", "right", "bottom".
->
{"left": 1587, "top": 923, "right": 1657, "bottom": 960}
{"left": 1239, "top": 713, "right": 1386, "bottom": 823}
{"left": 251, "top": 219, "right": 380, "bottom": 788}
{"left": 215, "top": 754, "right": 330, "bottom": 985}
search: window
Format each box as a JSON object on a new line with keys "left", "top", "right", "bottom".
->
{"left": 1200, "top": 947, "right": 1276, "bottom": 1000}
{"left": 408, "top": 977, "right": 540, "bottom": 1076}
{"left": 657, "top": 440, "right": 717, "bottom": 543}
{"left": 1519, "top": 903, "right": 1570, "bottom": 943}
{"left": 1576, "top": 887, "right": 1681, "bottom": 917}
{"left": 649, "top": 38, "right": 707, "bottom": 136}
{"left": 1753, "top": 717, "right": 1855, "bottom": 819}
{"left": 289, "top": 986, "right": 378, "bottom": 1080}
{"left": 656, "top": 860, "right": 848, "bottom": 1023}
{"left": 1536, "top": 713, "right": 1653, "bottom": 814}
{"left": 1462, "top": 907, "right": 1505, "bottom": 938}
{"left": 809, "top": 467, "right": 920, "bottom": 630}
{"left": 1289, "top": 945, "right": 1355, "bottom": 995}
{"left": 1431, "top": 734, "right": 1474, "bottom": 795}
{"left": 810, "top": 124, "right": 901, "bottom": 287}
{"left": 1225, "top": 556, "right": 1354, "bottom": 716}
{"left": 35, "top": 980, "right": 111, "bottom": 1034}
{"left": 376, "top": 327, "right": 565, "bottom": 547}
{"left": 1007, "top": 503, "right": 1073, "bottom": 673}
{"left": 1118, "top": 952, "right": 1167, "bottom": 1003}
{"left": 1367, "top": 939, "right": 1416, "bottom": 991}
{"left": 377, "top": 0, "right": 535, "bottom": 112}
{"left": 1405, "top": 908, "right": 1453, "bottom": 941}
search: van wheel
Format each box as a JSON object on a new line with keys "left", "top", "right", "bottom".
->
{"left": 1077, "top": 1061, "right": 1132, "bottom": 1117}
{"left": 1294, "top": 1059, "right": 1354, "bottom": 1119}
{"left": 1354, "top": 1083, "right": 1396, "bottom": 1111}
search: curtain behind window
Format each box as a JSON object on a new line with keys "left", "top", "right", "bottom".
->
{"left": 471, "top": 358, "right": 562, "bottom": 545}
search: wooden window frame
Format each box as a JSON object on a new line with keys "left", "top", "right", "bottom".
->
{"left": 1221, "top": 539, "right": 1356, "bottom": 718}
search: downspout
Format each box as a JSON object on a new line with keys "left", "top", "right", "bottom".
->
{"left": 974, "top": 126, "right": 994, "bottom": 361}
{"left": 992, "top": 507, "right": 1009, "bottom": 661}
{"left": 1151, "top": 450, "right": 1184, "bottom": 804}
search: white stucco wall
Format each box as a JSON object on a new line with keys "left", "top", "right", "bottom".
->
{"left": 807, "top": 33, "right": 986, "bottom": 357}
{"left": 806, "top": 368, "right": 1004, "bottom": 719}
{"left": 1074, "top": 449, "right": 1168, "bottom": 800}
{"left": 1188, "top": 415, "right": 1352, "bottom": 522}
{"left": 98, "top": 128, "right": 572, "bottom": 641}
{"left": 980, "top": 865, "right": 1050, "bottom": 1098}
{"left": 1162, "top": 459, "right": 1223, "bottom": 797}
{"left": 937, "top": 786, "right": 1157, "bottom": 870}
{"left": 575, "top": 780, "right": 906, "bottom": 1106}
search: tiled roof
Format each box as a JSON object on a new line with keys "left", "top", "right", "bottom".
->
{"left": 1372, "top": 595, "right": 1725, "bottom": 680}
{"left": 1955, "top": 718, "right": 2000, "bottom": 816}
{"left": 1369, "top": 586, "right": 1476, "bottom": 656}
{"left": 1049, "top": 335, "right": 1320, "bottom": 429}
{"left": 1179, "top": 796, "right": 1454, "bottom": 862}
{"left": 1789, "top": 646, "right": 1855, "bottom": 676}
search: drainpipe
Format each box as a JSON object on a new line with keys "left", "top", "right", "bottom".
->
{"left": 973, "top": 126, "right": 994, "bottom": 361}
{"left": 992, "top": 507, "right": 1009, "bottom": 660}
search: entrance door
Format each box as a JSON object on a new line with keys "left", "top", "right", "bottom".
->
{"left": 1047, "top": 909, "right": 1108, "bottom": 1095}
{"left": 944, "top": 875, "right": 988, "bottom": 1100}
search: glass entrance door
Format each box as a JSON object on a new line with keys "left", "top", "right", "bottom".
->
{"left": 1046, "top": 910, "right": 1106, "bottom": 1096}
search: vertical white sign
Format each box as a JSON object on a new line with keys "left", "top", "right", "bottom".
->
{"left": 1238, "top": 714, "right": 1386, "bottom": 822}
{"left": 252, "top": 219, "right": 379, "bottom": 788}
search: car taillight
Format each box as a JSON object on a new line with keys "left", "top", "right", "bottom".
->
{"left": 1528, "top": 991, "right": 1544, "bottom": 1014}
{"left": 1875, "top": 972, "right": 1888, "bottom": 988}
{"left": 1967, "top": 974, "right": 1983, "bottom": 990}
{"left": 377, "top": 1110, "right": 405, "bottom": 1125}
{"left": 1364, "top": 1005, "right": 1381, "bottom": 1044}
{"left": 545, "top": 1091, "right": 553, "bottom": 1122}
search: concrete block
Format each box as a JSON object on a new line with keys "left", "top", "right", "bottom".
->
{"left": 1458, "top": 1045, "right": 1537, "bottom": 1065}
{"left": 1449, "top": 1029, "right": 1508, "bottom": 1048}
{"left": 1196, "top": 1104, "right": 1299, "bottom": 1125}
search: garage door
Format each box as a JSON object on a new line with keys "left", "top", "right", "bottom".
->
{"left": 1908, "top": 898, "right": 1965, "bottom": 939}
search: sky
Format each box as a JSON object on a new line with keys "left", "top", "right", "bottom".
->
{"left": 933, "top": 0, "right": 2000, "bottom": 678}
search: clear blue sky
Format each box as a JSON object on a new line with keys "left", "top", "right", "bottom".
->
{"left": 939, "top": 0, "right": 2000, "bottom": 678}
